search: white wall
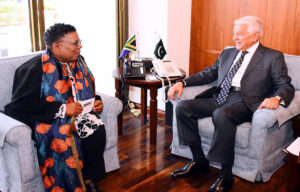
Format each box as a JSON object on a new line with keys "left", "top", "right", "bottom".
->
{"left": 167, "top": 0, "right": 191, "bottom": 76}
{"left": 55, "top": 0, "right": 117, "bottom": 96}
{"left": 128, "top": 0, "right": 191, "bottom": 110}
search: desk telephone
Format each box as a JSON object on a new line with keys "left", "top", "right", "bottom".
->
{"left": 123, "top": 60, "right": 146, "bottom": 78}
{"left": 152, "top": 59, "right": 182, "bottom": 77}
{"left": 123, "top": 58, "right": 181, "bottom": 79}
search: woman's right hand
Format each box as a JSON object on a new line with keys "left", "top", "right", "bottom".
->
{"left": 65, "top": 102, "right": 83, "bottom": 117}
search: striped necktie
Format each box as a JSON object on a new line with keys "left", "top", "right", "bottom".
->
{"left": 216, "top": 51, "right": 248, "bottom": 106}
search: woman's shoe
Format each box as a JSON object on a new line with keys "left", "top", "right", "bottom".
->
{"left": 85, "top": 181, "right": 103, "bottom": 192}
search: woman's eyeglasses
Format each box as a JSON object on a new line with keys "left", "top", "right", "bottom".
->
{"left": 59, "top": 39, "right": 82, "bottom": 48}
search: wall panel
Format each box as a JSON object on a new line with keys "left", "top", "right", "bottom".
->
{"left": 190, "top": 0, "right": 300, "bottom": 74}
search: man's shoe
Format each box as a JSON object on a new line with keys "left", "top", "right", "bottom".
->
{"left": 170, "top": 161, "right": 209, "bottom": 179}
{"left": 86, "top": 181, "right": 103, "bottom": 192}
{"left": 207, "top": 176, "right": 234, "bottom": 192}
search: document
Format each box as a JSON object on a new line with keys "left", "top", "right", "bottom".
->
{"left": 78, "top": 98, "right": 95, "bottom": 115}
{"left": 284, "top": 137, "right": 300, "bottom": 156}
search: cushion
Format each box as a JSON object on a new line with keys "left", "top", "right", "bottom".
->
{"left": 198, "top": 117, "right": 251, "bottom": 148}
{"left": 0, "top": 52, "right": 42, "bottom": 111}
{"left": 284, "top": 54, "right": 300, "bottom": 91}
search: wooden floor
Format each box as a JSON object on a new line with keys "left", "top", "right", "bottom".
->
{"left": 98, "top": 111, "right": 289, "bottom": 192}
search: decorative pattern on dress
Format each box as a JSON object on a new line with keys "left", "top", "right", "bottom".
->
{"left": 35, "top": 49, "right": 97, "bottom": 192}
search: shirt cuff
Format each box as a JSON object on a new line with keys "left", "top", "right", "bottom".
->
{"left": 54, "top": 104, "right": 66, "bottom": 119}
{"left": 176, "top": 79, "right": 186, "bottom": 87}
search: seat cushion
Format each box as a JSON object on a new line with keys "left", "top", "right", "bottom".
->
{"left": 284, "top": 53, "right": 300, "bottom": 90}
{"left": 198, "top": 117, "right": 251, "bottom": 148}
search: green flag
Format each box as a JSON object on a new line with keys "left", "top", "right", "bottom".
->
{"left": 154, "top": 39, "right": 166, "bottom": 59}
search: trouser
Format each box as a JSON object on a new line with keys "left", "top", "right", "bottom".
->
{"left": 81, "top": 126, "right": 107, "bottom": 181}
{"left": 176, "top": 91, "right": 252, "bottom": 165}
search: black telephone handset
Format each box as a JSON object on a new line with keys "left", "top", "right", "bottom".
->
{"left": 123, "top": 60, "right": 132, "bottom": 76}
{"left": 123, "top": 60, "right": 146, "bottom": 78}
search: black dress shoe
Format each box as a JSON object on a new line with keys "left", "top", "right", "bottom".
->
{"left": 170, "top": 161, "right": 209, "bottom": 179}
{"left": 86, "top": 181, "right": 103, "bottom": 192}
{"left": 207, "top": 176, "right": 234, "bottom": 192}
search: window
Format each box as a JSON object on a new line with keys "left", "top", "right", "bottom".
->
{"left": 0, "top": 0, "right": 119, "bottom": 96}
{"left": 0, "top": 0, "right": 32, "bottom": 58}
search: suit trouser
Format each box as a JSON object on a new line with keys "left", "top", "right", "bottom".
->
{"left": 176, "top": 91, "right": 252, "bottom": 165}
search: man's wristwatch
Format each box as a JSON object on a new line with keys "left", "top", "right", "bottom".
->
{"left": 275, "top": 95, "right": 282, "bottom": 101}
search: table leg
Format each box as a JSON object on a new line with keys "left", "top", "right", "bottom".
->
{"left": 141, "top": 88, "right": 148, "bottom": 124}
{"left": 149, "top": 86, "right": 158, "bottom": 145}
{"left": 115, "top": 79, "right": 123, "bottom": 135}
{"left": 287, "top": 153, "right": 300, "bottom": 192}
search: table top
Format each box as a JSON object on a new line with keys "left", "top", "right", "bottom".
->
{"left": 112, "top": 67, "right": 186, "bottom": 86}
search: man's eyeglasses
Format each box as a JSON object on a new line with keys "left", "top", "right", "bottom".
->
{"left": 59, "top": 39, "right": 82, "bottom": 48}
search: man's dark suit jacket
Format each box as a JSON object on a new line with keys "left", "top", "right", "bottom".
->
{"left": 183, "top": 43, "right": 295, "bottom": 112}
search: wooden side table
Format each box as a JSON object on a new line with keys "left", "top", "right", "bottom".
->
{"left": 112, "top": 67, "right": 186, "bottom": 145}
{"left": 286, "top": 115, "right": 300, "bottom": 192}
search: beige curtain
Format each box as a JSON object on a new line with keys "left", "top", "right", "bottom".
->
{"left": 116, "top": 0, "right": 128, "bottom": 67}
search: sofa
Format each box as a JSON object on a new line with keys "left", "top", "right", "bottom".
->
{"left": 170, "top": 53, "right": 300, "bottom": 182}
{"left": 0, "top": 52, "right": 123, "bottom": 192}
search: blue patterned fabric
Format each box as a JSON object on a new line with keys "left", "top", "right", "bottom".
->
{"left": 216, "top": 51, "right": 248, "bottom": 105}
{"left": 34, "top": 49, "right": 96, "bottom": 192}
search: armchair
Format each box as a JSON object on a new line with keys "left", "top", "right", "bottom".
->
{"left": 170, "top": 53, "right": 300, "bottom": 182}
{"left": 0, "top": 52, "right": 122, "bottom": 192}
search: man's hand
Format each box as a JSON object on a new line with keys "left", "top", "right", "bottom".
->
{"left": 65, "top": 102, "right": 83, "bottom": 117}
{"left": 93, "top": 100, "right": 103, "bottom": 114}
{"left": 168, "top": 82, "right": 183, "bottom": 100}
{"left": 258, "top": 97, "right": 280, "bottom": 109}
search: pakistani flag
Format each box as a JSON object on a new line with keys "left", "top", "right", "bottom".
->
{"left": 154, "top": 39, "right": 167, "bottom": 59}
{"left": 119, "top": 35, "right": 136, "bottom": 60}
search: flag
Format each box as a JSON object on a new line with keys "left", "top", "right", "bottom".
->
{"left": 154, "top": 39, "right": 167, "bottom": 59}
{"left": 119, "top": 35, "right": 136, "bottom": 60}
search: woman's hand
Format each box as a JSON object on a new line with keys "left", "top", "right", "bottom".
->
{"left": 65, "top": 102, "right": 83, "bottom": 117}
{"left": 93, "top": 100, "right": 103, "bottom": 114}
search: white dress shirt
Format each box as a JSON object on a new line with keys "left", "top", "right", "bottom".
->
{"left": 231, "top": 41, "right": 259, "bottom": 87}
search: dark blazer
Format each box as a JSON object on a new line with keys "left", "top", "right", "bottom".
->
{"left": 184, "top": 43, "right": 295, "bottom": 112}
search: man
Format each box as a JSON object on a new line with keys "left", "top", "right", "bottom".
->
{"left": 168, "top": 16, "right": 294, "bottom": 192}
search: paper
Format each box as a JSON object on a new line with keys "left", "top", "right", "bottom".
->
{"left": 78, "top": 98, "right": 95, "bottom": 115}
{"left": 284, "top": 137, "right": 300, "bottom": 156}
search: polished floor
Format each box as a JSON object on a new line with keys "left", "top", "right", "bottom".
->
{"left": 98, "top": 111, "right": 289, "bottom": 192}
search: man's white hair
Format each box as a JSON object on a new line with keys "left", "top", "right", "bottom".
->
{"left": 234, "top": 16, "right": 264, "bottom": 38}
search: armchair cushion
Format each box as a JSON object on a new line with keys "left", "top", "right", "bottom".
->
{"left": 0, "top": 52, "right": 42, "bottom": 111}
{"left": 198, "top": 118, "right": 251, "bottom": 148}
{"left": 285, "top": 54, "right": 300, "bottom": 90}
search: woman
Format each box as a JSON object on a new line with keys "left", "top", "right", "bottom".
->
{"left": 5, "top": 23, "right": 105, "bottom": 192}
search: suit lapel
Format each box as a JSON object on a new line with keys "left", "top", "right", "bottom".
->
{"left": 241, "top": 43, "right": 266, "bottom": 80}
{"left": 218, "top": 49, "right": 239, "bottom": 87}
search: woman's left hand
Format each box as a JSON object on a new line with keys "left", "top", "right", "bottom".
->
{"left": 93, "top": 100, "right": 103, "bottom": 114}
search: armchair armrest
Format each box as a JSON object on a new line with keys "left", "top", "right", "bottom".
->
{"left": 97, "top": 92, "right": 123, "bottom": 118}
{"left": 0, "top": 113, "right": 29, "bottom": 147}
{"left": 170, "top": 85, "right": 213, "bottom": 104}
{"left": 247, "top": 108, "right": 278, "bottom": 159}
{"left": 275, "top": 91, "right": 300, "bottom": 126}
{"left": 0, "top": 113, "right": 43, "bottom": 191}
{"left": 96, "top": 92, "right": 122, "bottom": 150}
